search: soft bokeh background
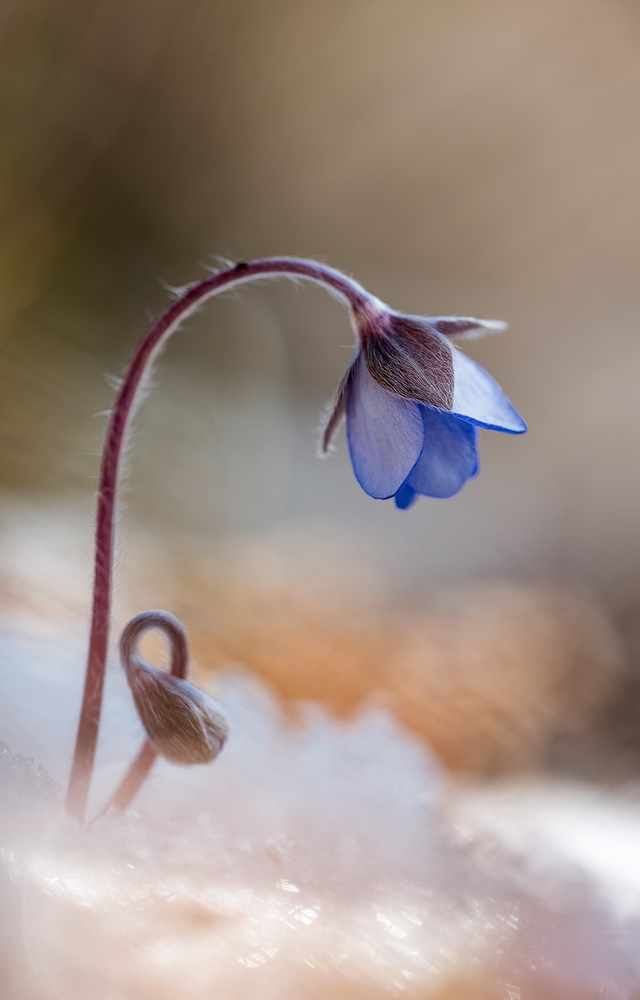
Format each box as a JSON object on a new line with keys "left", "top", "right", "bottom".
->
{"left": 3, "top": 2, "right": 640, "bottom": 996}
{"left": 3, "top": 0, "right": 640, "bottom": 771}
{"left": 3, "top": 0, "right": 640, "bottom": 564}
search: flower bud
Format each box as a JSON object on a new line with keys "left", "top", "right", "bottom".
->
{"left": 120, "top": 610, "right": 229, "bottom": 766}
{"left": 128, "top": 666, "right": 229, "bottom": 765}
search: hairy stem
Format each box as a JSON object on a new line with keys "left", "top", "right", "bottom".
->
{"left": 65, "top": 257, "right": 371, "bottom": 823}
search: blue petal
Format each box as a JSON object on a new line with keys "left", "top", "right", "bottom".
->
{"left": 401, "top": 407, "right": 479, "bottom": 500}
{"left": 394, "top": 483, "right": 418, "bottom": 509}
{"left": 346, "top": 354, "right": 425, "bottom": 499}
{"left": 451, "top": 348, "right": 527, "bottom": 434}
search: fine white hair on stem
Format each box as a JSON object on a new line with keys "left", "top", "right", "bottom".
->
{"left": 104, "top": 372, "right": 124, "bottom": 392}
{"left": 158, "top": 279, "right": 192, "bottom": 299}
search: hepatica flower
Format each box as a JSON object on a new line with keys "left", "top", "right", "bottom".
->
{"left": 321, "top": 304, "right": 526, "bottom": 509}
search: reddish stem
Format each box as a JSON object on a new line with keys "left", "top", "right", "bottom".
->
{"left": 64, "top": 257, "right": 371, "bottom": 823}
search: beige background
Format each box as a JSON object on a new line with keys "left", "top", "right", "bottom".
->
{"left": 2, "top": 0, "right": 640, "bottom": 762}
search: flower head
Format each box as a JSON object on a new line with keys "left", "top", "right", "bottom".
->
{"left": 321, "top": 304, "right": 526, "bottom": 508}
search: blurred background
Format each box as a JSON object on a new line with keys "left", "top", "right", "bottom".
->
{"left": 5, "top": 3, "right": 640, "bottom": 996}
{"left": 2, "top": 0, "right": 640, "bottom": 781}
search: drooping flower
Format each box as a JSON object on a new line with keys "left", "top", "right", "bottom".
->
{"left": 321, "top": 305, "right": 526, "bottom": 508}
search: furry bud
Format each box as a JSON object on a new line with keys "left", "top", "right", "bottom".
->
{"left": 120, "top": 611, "right": 229, "bottom": 766}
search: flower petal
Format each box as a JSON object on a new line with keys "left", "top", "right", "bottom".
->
{"left": 401, "top": 407, "right": 479, "bottom": 500}
{"left": 431, "top": 317, "right": 507, "bottom": 341}
{"left": 394, "top": 483, "right": 419, "bottom": 510}
{"left": 362, "top": 314, "right": 454, "bottom": 409}
{"left": 346, "top": 354, "right": 425, "bottom": 499}
{"left": 451, "top": 348, "right": 527, "bottom": 433}
{"left": 319, "top": 353, "right": 357, "bottom": 453}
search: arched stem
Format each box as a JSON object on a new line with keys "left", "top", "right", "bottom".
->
{"left": 64, "top": 257, "right": 373, "bottom": 823}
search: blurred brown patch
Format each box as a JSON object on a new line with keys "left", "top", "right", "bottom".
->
{"left": 160, "top": 535, "right": 622, "bottom": 777}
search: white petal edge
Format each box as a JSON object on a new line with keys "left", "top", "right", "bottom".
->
{"left": 431, "top": 316, "right": 507, "bottom": 341}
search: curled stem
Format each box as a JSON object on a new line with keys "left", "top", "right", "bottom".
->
{"left": 65, "top": 257, "right": 372, "bottom": 823}
{"left": 95, "top": 610, "right": 224, "bottom": 819}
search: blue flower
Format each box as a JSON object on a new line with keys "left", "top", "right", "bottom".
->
{"left": 320, "top": 308, "right": 526, "bottom": 508}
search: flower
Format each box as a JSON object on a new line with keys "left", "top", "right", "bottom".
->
{"left": 321, "top": 305, "right": 526, "bottom": 508}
